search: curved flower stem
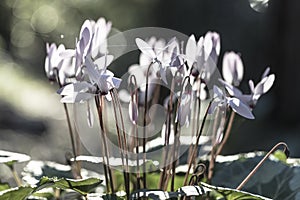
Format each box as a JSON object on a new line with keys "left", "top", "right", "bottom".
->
{"left": 188, "top": 77, "right": 202, "bottom": 170}
{"left": 170, "top": 76, "right": 191, "bottom": 191}
{"left": 236, "top": 142, "right": 289, "bottom": 190}
{"left": 215, "top": 111, "right": 235, "bottom": 157}
{"left": 207, "top": 109, "right": 225, "bottom": 183}
{"left": 208, "top": 110, "right": 234, "bottom": 182}
{"left": 129, "top": 75, "right": 141, "bottom": 190}
{"left": 8, "top": 165, "right": 22, "bottom": 186}
{"left": 183, "top": 100, "right": 213, "bottom": 186}
{"left": 110, "top": 90, "right": 130, "bottom": 198}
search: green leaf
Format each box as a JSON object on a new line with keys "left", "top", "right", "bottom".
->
{"left": 22, "top": 160, "right": 102, "bottom": 186}
{"left": 129, "top": 183, "right": 269, "bottom": 199}
{"left": 211, "top": 152, "right": 300, "bottom": 199}
{"left": 0, "top": 150, "right": 30, "bottom": 167}
{"left": 201, "top": 182, "right": 271, "bottom": 200}
{"left": 0, "top": 182, "right": 10, "bottom": 192}
{"left": 0, "top": 186, "right": 34, "bottom": 200}
{"left": 0, "top": 177, "right": 102, "bottom": 199}
{"left": 35, "top": 177, "right": 103, "bottom": 195}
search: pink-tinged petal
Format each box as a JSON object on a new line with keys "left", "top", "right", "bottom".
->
{"left": 44, "top": 56, "right": 50, "bottom": 75}
{"left": 85, "top": 57, "right": 100, "bottom": 83}
{"left": 248, "top": 80, "right": 255, "bottom": 93}
{"left": 203, "top": 33, "right": 213, "bottom": 61}
{"left": 159, "top": 66, "right": 168, "bottom": 84}
{"left": 58, "top": 84, "right": 74, "bottom": 96}
{"left": 118, "top": 89, "right": 131, "bottom": 102}
{"left": 177, "top": 92, "right": 192, "bottom": 126}
{"left": 129, "top": 98, "right": 138, "bottom": 124}
{"left": 196, "top": 36, "right": 204, "bottom": 55}
{"left": 94, "top": 55, "right": 114, "bottom": 69}
{"left": 111, "top": 77, "right": 122, "bottom": 89}
{"left": 79, "top": 20, "right": 92, "bottom": 42}
{"left": 165, "top": 37, "right": 177, "bottom": 49}
{"left": 261, "top": 67, "right": 270, "bottom": 79}
{"left": 135, "top": 38, "right": 156, "bottom": 60}
{"left": 186, "top": 34, "right": 197, "bottom": 68}
{"left": 219, "top": 79, "right": 243, "bottom": 96}
{"left": 222, "top": 52, "right": 244, "bottom": 86}
{"left": 59, "top": 49, "right": 76, "bottom": 58}
{"left": 213, "top": 85, "right": 224, "bottom": 99}
{"left": 60, "top": 94, "right": 76, "bottom": 103}
{"left": 262, "top": 74, "right": 275, "bottom": 93}
{"left": 61, "top": 92, "right": 95, "bottom": 103}
{"left": 228, "top": 97, "right": 255, "bottom": 119}
{"left": 208, "top": 100, "right": 220, "bottom": 114}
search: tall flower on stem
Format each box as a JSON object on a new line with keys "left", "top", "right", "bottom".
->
{"left": 58, "top": 54, "right": 122, "bottom": 193}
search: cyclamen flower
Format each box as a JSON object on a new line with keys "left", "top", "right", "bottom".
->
{"left": 60, "top": 18, "right": 112, "bottom": 80}
{"left": 248, "top": 67, "right": 275, "bottom": 107}
{"left": 176, "top": 82, "right": 193, "bottom": 126}
{"left": 45, "top": 43, "right": 74, "bottom": 85}
{"left": 185, "top": 32, "right": 220, "bottom": 82}
{"left": 135, "top": 37, "right": 181, "bottom": 84}
{"left": 58, "top": 55, "right": 122, "bottom": 103}
{"left": 220, "top": 67, "right": 275, "bottom": 109}
{"left": 222, "top": 51, "right": 244, "bottom": 86}
{"left": 209, "top": 85, "right": 255, "bottom": 119}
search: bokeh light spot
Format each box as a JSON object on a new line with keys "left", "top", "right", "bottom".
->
{"left": 11, "top": 20, "right": 35, "bottom": 48}
{"left": 31, "top": 5, "right": 59, "bottom": 34}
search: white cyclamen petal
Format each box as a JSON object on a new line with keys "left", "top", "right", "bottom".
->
{"left": 94, "top": 55, "right": 114, "bottom": 70}
{"left": 222, "top": 52, "right": 244, "bottom": 85}
{"left": 262, "top": 74, "right": 275, "bottom": 94}
{"left": 86, "top": 101, "right": 94, "bottom": 127}
{"left": 135, "top": 38, "right": 156, "bottom": 60}
{"left": 228, "top": 97, "right": 255, "bottom": 119}
{"left": 186, "top": 35, "right": 197, "bottom": 68}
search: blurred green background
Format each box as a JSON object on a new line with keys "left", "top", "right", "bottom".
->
{"left": 0, "top": 0, "right": 299, "bottom": 164}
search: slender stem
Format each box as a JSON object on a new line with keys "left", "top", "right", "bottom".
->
{"left": 170, "top": 76, "right": 191, "bottom": 191}
{"left": 142, "top": 63, "right": 153, "bottom": 188}
{"left": 159, "top": 76, "right": 176, "bottom": 189}
{"left": 183, "top": 100, "right": 213, "bottom": 186}
{"left": 9, "top": 165, "right": 22, "bottom": 186}
{"left": 111, "top": 89, "right": 130, "bottom": 198}
{"left": 54, "top": 68, "right": 81, "bottom": 178}
{"left": 188, "top": 78, "right": 202, "bottom": 170}
{"left": 95, "top": 95, "right": 114, "bottom": 193}
{"left": 236, "top": 142, "right": 289, "bottom": 190}
{"left": 130, "top": 75, "right": 141, "bottom": 191}
{"left": 214, "top": 111, "right": 235, "bottom": 157}
{"left": 63, "top": 103, "right": 81, "bottom": 178}
{"left": 206, "top": 109, "right": 234, "bottom": 182}
{"left": 207, "top": 108, "right": 225, "bottom": 183}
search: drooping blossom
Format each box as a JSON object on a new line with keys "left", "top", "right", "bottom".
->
{"left": 60, "top": 18, "right": 112, "bottom": 80}
{"left": 45, "top": 43, "right": 75, "bottom": 85}
{"left": 222, "top": 51, "right": 244, "bottom": 86}
{"left": 58, "top": 55, "right": 121, "bottom": 103}
{"left": 220, "top": 67, "right": 275, "bottom": 109}
{"left": 209, "top": 85, "right": 255, "bottom": 119}
{"left": 135, "top": 37, "right": 183, "bottom": 84}
{"left": 185, "top": 32, "right": 220, "bottom": 82}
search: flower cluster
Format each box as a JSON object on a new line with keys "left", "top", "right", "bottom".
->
{"left": 44, "top": 17, "right": 275, "bottom": 194}
{"left": 45, "top": 18, "right": 120, "bottom": 102}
